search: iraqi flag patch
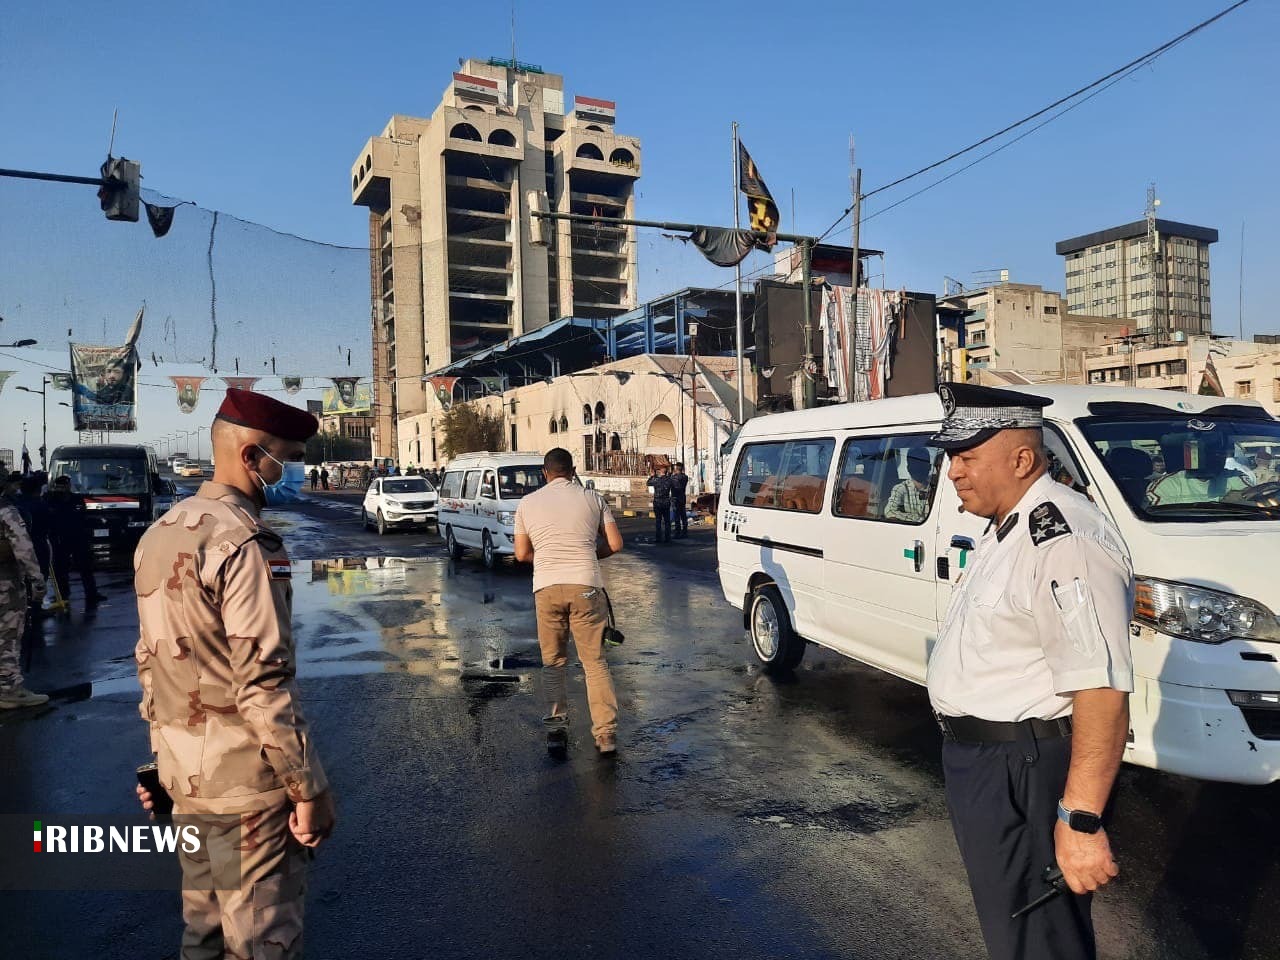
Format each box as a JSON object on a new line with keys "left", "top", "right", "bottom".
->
{"left": 267, "top": 559, "right": 292, "bottom": 580}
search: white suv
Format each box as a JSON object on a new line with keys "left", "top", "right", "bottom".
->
{"left": 362, "top": 476, "right": 438, "bottom": 535}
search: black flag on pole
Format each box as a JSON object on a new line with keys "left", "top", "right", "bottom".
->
{"left": 738, "top": 140, "right": 780, "bottom": 247}
{"left": 145, "top": 202, "right": 178, "bottom": 238}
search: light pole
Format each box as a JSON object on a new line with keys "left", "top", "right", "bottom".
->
{"left": 15, "top": 374, "right": 49, "bottom": 469}
{"left": 193, "top": 425, "right": 208, "bottom": 461}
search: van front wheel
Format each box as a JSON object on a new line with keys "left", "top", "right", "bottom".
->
{"left": 749, "top": 584, "right": 805, "bottom": 675}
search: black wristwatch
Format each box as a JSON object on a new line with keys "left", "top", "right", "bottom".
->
{"left": 1057, "top": 800, "right": 1102, "bottom": 834}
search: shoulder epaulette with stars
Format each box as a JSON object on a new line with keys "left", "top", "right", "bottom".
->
{"left": 1029, "top": 501, "right": 1071, "bottom": 546}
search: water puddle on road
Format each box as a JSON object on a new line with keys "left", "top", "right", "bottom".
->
{"left": 294, "top": 556, "right": 541, "bottom": 688}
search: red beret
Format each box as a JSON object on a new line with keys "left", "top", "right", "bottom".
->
{"left": 216, "top": 388, "right": 318, "bottom": 442}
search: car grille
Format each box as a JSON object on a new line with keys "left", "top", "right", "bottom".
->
{"left": 404, "top": 501, "right": 435, "bottom": 510}
{"left": 1239, "top": 708, "right": 1280, "bottom": 741}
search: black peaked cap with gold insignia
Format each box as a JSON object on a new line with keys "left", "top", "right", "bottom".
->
{"left": 930, "top": 382, "right": 1052, "bottom": 451}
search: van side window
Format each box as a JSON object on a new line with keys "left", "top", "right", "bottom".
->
{"left": 441, "top": 471, "right": 463, "bottom": 498}
{"left": 730, "top": 438, "right": 834, "bottom": 513}
{"left": 481, "top": 470, "right": 497, "bottom": 499}
{"left": 833, "top": 435, "right": 943, "bottom": 524}
{"left": 1043, "top": 425, "right": 1089, "bottom": 494}
{"left": 462, "top": 470, "right": 483, "bottom": 499}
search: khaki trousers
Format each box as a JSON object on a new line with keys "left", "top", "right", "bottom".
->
{"left": 177, "top": 802, "right": 308, "bottom": 960}
{"left": 534, "top": 583, "right": 618, "bottom": 739}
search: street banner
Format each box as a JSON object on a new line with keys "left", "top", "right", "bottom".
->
{"left": 0, "top": 372, "right": 12, "bottom": 396}
{"left": 222, "top": 377, "right": 259, "bottom": 392}
{"left": 738, "top": 140, "right": 780, "bottom": 245}
{"left": 322, "top": 378, "right": 371, "bottom": 415}
{"left": 69, "top": 342, "right": 139, "bottom": 432}
{"left": 428, "top": 376, "right": 458, "bottom": 411}
{"left": 171, "top": 376, "right": 205, "bottom": 414}
{"left": 477, "top": 376, "right": 505, "bottom": 396}
{"left": 281, "top": 376, "right": 303, "bottom": 395}
{"left": 49, "top": 373, "right": 74, "bottom": 391}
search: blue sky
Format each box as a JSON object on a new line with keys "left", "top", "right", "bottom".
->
{"left": 2, "top": 0, "right": 1277, "bottom": 456}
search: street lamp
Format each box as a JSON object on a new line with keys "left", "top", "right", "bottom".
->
{"left": 15, "top": 374, "right": 50, "bottom": 469}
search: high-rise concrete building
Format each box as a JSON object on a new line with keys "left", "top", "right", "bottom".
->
{"left": 1056, "top": 219, "right": 1217, "bottom": 338}
{"left": 351, "top": 58, "right": 642, "bottom": 456}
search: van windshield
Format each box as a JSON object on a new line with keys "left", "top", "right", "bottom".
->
{"left": 1079, "top": 415, "right": 1280, "bottom": 521}
{"left": 51, "top": 456, "right": 150, "bottom": 496}
{"left": 497, "top": 467, "right": 546, "bottom": 500}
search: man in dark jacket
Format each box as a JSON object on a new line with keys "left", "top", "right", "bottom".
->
{"left": 647, "top": 463, "right": 673, "bottom": 544}
{"left": 10, "top": 475, "right": 52, "bottom": 619}
{"left": 669, "top": 463, "right": 691, "bottom": 539}
{"left": 45, "top": 477, "right": 105, "bottom": 609}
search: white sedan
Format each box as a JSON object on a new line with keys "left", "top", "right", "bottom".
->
{"left": 362, "top": 476, "right": 439, "bottom": 535}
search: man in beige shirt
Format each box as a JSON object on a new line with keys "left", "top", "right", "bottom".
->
{"left": 514, "top": 447, "right": 625, "bottom": 754}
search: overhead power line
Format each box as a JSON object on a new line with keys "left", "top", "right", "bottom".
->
{"left": 818, "top": 0, "right": 1255, "bottom": 242}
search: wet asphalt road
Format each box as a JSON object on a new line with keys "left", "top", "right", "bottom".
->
{"left": 2, "top": 487, "right": 1278, "bottom": 959}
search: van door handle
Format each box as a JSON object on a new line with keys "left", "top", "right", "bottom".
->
{"left": 911, "top": 540, "right": 924, "bottom": 572}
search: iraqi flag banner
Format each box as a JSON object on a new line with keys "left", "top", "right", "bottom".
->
{"left": 281, "top": 376, "right": 303, "bottom": 395}
{"left": 222, "top": 377, "right": 259, "bottom": 392}
{"left": 171, "top": 376, "right": 205, "bottom": 414}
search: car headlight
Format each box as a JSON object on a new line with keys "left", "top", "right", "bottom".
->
{"left": 1135, "top": 576, "right": 1280, "bottom": 644}
{"left": 497, "top": 511, "right": 516, "bottom": 526}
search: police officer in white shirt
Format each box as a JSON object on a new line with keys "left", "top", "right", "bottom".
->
{"left": 927, "top": 382, "right": 1135, "bottom": 960}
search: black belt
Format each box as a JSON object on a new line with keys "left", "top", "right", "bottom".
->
{"left": 936, "top": 714, "right": 1072, "bottom": 743}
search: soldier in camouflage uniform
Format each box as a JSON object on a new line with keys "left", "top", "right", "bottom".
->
{"left": 0, "top": 500, "right": 49, "bottom": 708}
{"left": 134, "top": 389, "right": 335, "bottom": 960}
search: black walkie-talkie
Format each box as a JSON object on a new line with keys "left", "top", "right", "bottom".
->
{"left": 136, "top": 762, "right": 174, "bottom": 819}
{"left": 1011, "top": 864, "right": 1068, "bottom": 919}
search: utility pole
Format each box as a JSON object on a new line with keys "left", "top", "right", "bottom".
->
{"left": 849, "top": 136, "right": 862, "bottom": 402}
{"left": 1144, "top": 184, "right": 1166, "bottom": 343}
{"left": 14, "top": 376, "right": 49, "bottom": 469}
{"left": 731, "top": 122, "right": 746, "bottom": 424}
{"left": 689, "top": 322, "right": 699, "bottom": 494}
{"left": 800, "top": 238, "right": 816, "bottom": 409}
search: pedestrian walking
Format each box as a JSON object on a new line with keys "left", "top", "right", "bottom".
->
{"left": 669, "top": 462, "right": 690, "bottom": 538}
{"left": 11, "top": 475, "right": 52, "bottom": 620}
{"left": 513, "top": 448, "right": 625, "bottom": 755}
{"left": 134, "top": 388, "right": 334, "bottom": 960}
{"left": 0, "top": 499, "right": 49, "bottom": 708}
{"left": 926, "top": 382, "right": 1134, "bottom": 960}
{"left": 319, "top": 466, "right": 329, "bottom": 491}
{"left": 309, "top": 466, "right": 319, "bottom": 491}
{"left": 45, "top": 476, "right": 106, "bottom": 610}
{"left": 647, "top": 462, "right": 673, "bottom": 543}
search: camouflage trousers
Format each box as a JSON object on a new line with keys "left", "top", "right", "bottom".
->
{"left": 0, "top": 576, "right": 27, "bottom": 692}
{"left": 178, "top": 802, "right": 308, "bottom": 960}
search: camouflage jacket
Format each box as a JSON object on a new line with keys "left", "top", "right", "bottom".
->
{"left": 0, "top": 502, "right": 43, "bottom": 583}
{"left": 134, "top": 482, "right": 327, "bottom": 814}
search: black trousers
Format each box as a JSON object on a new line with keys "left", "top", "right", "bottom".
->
{"left": 943, "top": 735, "right": 1095, "bottom": 960}
{"left": 672, "top": 498, "right": 688, "bottom": 535}
{"left": 653, "top": 503, "right": 671, "bottom": 542}
{"left": 51, "top": 544, "right": 97, "bottom": 604}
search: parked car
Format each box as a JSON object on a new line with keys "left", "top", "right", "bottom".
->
{"left": 362, "top": 475, "right": 438, "bottom": 535}
{"left": 718, "top": 385, "right": 1280, "bottom": 786}
{"left": 438, "top": 452, "right": 546, "bottom": 568}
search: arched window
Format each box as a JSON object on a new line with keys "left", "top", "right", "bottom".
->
{"left": 610, "top": 433, "right": 622, "bottom": 451}
{"left": 559, "top": 415, "right": 569, "bottom": 433}
{"left": 464, "top": 104, "right": 486, "bottom": 113}
{"left": 583, "top": 404, "right": 593, "bottom": 425}
{"left": 352, "top": 174, "right": 359, "bottom": 191}
{"left": 594, "top": 401, "right": 606, "bottom": 422}
{"left": 609, "top": 148, "right": 635, "bottom": 166}
{"left": 488, "top": 129, "right": 517, "bottom": 147}
{"left": 575, "top": 143, "right": 604, "bottom": 161}
{"left": 585, "top": 124, "right": 605, "bottom": 133}
{"left": 449, "top": 122, "right": 482, "bottom": 141}
{"left": 647, "top": 414, "right": 677, "bottom": 449}
{"left": 549, "top": 418, "right": 558, "bottom": 435}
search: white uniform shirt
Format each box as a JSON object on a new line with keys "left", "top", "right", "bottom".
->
{"left": 927, "top": 473, "right": 1135, "bottom": 722}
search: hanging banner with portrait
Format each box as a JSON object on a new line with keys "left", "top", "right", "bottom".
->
{"left": 281, "top": 376, "right": 303, "bottom": 395}
{"left": 171, "top": 376, "right": 205, "bottom": 414}
{"left": 322, "top": 377, "right": 371, "bottom": 415}
{"left": 428, "top": 376, "right": 458, "bottom": 411}
{"left": 222, "top": 377, "right": 259, "bottom": 392}
{"left": 69, "top": 343, "right": 139, "bottom": 432}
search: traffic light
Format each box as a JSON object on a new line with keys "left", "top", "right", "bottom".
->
{"left": 98, "top": 156, "right": 140, "bottom": 222}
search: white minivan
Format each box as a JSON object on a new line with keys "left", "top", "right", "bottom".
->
{"left": 438, "top": 452, "right": 547, "bottom": 569}
{"left": 718, "top": 385, "right": 1280, "bottom": 785}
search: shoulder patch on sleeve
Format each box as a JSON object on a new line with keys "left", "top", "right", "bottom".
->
{"left": 1029, "top": 501, "right": 1072, "bottom": 546}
